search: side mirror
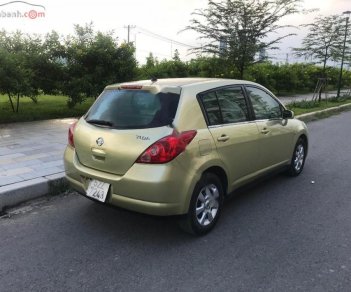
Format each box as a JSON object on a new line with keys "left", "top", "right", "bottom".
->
{"left": 282, "top": 109, "right": 294, "bottom": 119}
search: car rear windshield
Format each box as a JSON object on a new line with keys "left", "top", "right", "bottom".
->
{"left": 85, "top": 89, "right": 180, "bottom": 129}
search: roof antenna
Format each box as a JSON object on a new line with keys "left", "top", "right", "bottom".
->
{"left": 143, "top": 67, "right": 157, "bottom": 83}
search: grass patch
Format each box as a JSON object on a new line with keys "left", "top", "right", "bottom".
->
{"left": 276, "top": 86, "right": 338, "bottom": 97}
{"left": 286, "top": 96, "right": 351, "bottom": 116}
{"left": 0, "top": 94, "right": 94, "bottom": 124}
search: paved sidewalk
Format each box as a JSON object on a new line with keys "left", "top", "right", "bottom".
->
{"left": 0, "top": 118, "right": 76, "bottom": 210}
{"left": 278, "top": 90, "right": 340, "bottom": 105}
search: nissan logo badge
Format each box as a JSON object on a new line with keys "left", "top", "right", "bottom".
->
{"left": 96, "top": 137, "right": 104, "bottom": 146}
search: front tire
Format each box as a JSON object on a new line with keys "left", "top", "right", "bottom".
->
{"left": 287, "top": 137, "right": 307, "bottom": 176}
{"left": 179, "top": 173, "right": 224, "bottom": 235}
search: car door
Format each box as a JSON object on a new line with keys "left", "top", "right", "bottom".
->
{"left": 199, "top": 86, "right": 261, "bottom": 188}
{"left": 245, "top": 85, "right": 294, "bottom": 171}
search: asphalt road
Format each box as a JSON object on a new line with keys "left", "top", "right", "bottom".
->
{"left": 1, "top": 111, "right": 351, "bottom": 292}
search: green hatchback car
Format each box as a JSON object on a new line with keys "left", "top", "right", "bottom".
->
{"left": 64, "top": 78, "right": 308, "bottom": 235}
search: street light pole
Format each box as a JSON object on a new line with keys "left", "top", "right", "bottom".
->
{"left": 337, "top": 11, "right": 351, "bottom": 98}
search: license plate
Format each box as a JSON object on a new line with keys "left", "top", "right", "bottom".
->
{"left": 86, "top": 179, "right": 110, "bottom": 202}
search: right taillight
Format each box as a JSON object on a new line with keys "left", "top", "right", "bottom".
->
{"left": 68, "top": 121, "right": 77, "bottom": 147}
{"left": 136, "top": 130, "right": 197, "bottom": 164}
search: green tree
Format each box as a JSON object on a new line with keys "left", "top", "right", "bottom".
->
{"left": 139, "top": 58, "right": 188, "bottom": 80}
{"left": 293, "top": 15, "right": 344, "bottom": 72}
{"left": 0, "top": 49, "right": 38, "bottom": 112}
{"left": 0, "top": 31, "right": 40, "bottom": 112}
{"left": 38, "top": 31, "right": 66, "bottom": 95}
{"left": 293, "top": 14, "right": 345, "bottom": 100}
{"left": 173, "top": 49, "right": 181, "bottom": 61}
{"left": 145, "top": 52, "right": 157, "bottom": 68}
{"left": 63, "top": 23, "right": 137, "bottom": 107}
{"left": 188, "top": 56, "right": 233, "bottom": 77}
{"left": 186, "top": 0, "right": 304, "bottom": 78}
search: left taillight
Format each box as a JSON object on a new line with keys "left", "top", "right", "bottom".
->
{"left": 68, "top": 121, "right": 77, "bottom": 147}
{"left": 136, "top": 130, "right": 197, "bottom": 164}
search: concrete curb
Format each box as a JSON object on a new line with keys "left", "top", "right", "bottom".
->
{"left": 0, "top": 172, "right": 66, "bottom": 212}
{"left": 296, "top": 103, "right": 351, "bottom": 122}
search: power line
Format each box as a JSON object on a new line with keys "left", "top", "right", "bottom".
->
{"left": 135, "top": 26, "right": 196, "bottom": 49}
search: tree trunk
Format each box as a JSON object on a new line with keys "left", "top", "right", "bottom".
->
{"left": 240, "top": 31, "right": 249, "bottom": 79}
{"left": 318, "top": 83, "right": 324, "bottom": 102}
{"left": 16, "top": 93, "right": 20, "bottom": 113}
{"left": 318, "top": 59, "right": 327, "bottom": 102}
{"left": 239, "top": 59, "right": 245, "bottom": 79}
{"left": 7, "top": 93, "right": 15, "bottom": 112}
{"left": 239, "top": 66, "right": 244, "bottom": 79}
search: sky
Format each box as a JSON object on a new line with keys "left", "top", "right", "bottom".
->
{"left": 0, "top": 0, "right": 350, "bottom": 64}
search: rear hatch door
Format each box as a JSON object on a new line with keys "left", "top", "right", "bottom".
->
{"left": 74, "top": 86, "right": 180, "bottom": 175}
{"left": 74, "top": 122, "right": 173, "bottom": 175}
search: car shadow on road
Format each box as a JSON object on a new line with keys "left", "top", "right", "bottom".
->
{"left": 77, "top": 193, "right": 192, "bottom": 241}
{"left": 73, "top": 170, "right": 299, "bottom": 243}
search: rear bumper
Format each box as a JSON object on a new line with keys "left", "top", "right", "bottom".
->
{"left": 64, "top": 146, "right": 199, "bottom": 216}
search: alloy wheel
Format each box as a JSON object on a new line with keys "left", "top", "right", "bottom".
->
{"left": 294, "top": 144, "right": 305, "bottom": 172}
{"left": 195, "top": 184, "right": 220, "bottom": 226}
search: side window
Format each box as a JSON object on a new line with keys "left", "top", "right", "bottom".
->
{"left": 246, "top": 86, "right": 282, "bottom": 120}
{"left": 200, "top": 87, "right": 249, "bottom": 126}
{"left": 201, "top": 92, "right": 221, "bottom": 125}
{"left": 216, "top": 87, "right": 249, "bottom": 123}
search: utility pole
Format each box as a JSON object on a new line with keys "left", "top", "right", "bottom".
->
{"left": 124, "top": 25, "right": 136, "bottom": 43}
{"left": 337, "top": 11, "right": 351, "bottom": 98}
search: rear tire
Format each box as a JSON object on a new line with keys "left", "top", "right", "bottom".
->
{"left": 179, "top": 173, "right": 224, "bottom": 235}
{"left": 287, "top": 137, "right": 307, "bottom": 176}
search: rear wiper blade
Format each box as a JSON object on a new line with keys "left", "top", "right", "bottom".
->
{"left": 86, "top": 119, "right": 114, "bottom": 127}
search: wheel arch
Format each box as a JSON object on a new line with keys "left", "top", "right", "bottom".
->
{"left": 298, "top": 133, "right": 308, "bottom": 156}
{"left": 203, "top": 166, "right": 228, "bottom": 196}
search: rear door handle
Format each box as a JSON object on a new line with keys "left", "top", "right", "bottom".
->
{"left": 261, "top": 128, "right": 270, "bottom": 134}
{"left": 217, "top": 135, "right": 230, "bottom": 142}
